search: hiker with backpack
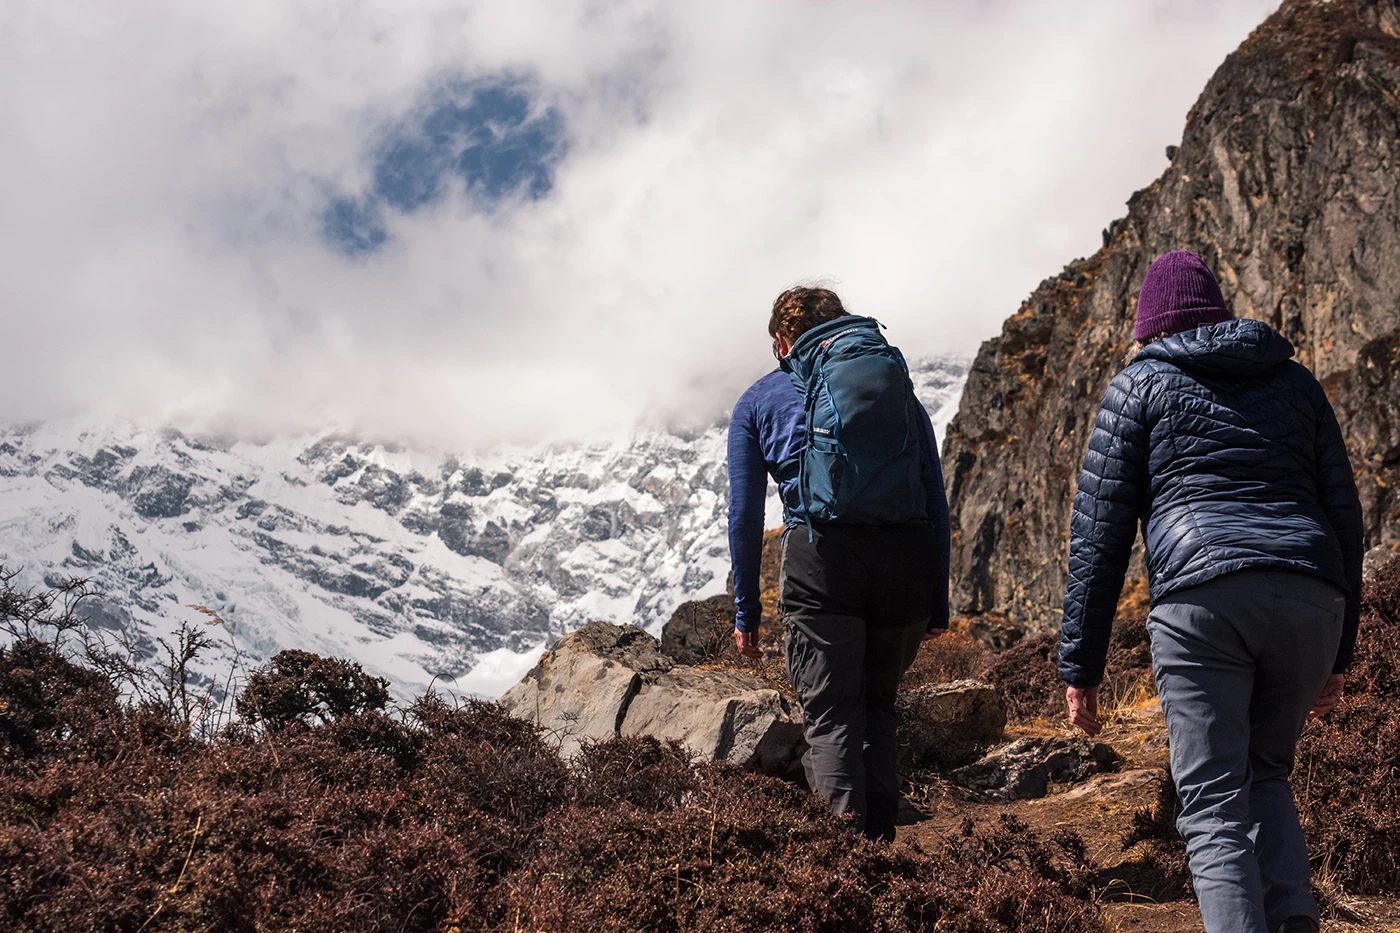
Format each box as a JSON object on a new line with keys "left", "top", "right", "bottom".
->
{"left": 727, "top": 286, "right": 950, "bottom": 843}
{"left": 1059, "top": 251, "right": 1364, "bottom": 933}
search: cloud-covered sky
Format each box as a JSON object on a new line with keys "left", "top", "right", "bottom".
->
{"left": 1, "top": 0, "right": 1277, "bottom": 448}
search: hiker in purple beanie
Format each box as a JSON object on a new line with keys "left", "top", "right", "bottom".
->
{"left": 1059, "top": 250, "right": 1363, "bottom": 933}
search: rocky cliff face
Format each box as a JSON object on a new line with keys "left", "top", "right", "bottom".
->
{"left": 944, "top": 0, "right": 1400, "bottom": 634}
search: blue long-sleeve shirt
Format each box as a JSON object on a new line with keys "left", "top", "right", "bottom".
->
{"left": 726, "top": 369, "right": 951, "bottom": 633}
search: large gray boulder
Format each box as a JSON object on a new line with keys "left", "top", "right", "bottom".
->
{"left": 897, "top": 679, "right": 1006, "bottom": 768}
{"left": 622, "top": 665, "right": 802, "bottom": 774}
{"left": 499, "top": 621, "right": 803, "bottom": 773}
{"left": 497, "top": 622, "right": 669, "bottom": 759}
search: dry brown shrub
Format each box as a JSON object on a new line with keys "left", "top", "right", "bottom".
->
{"left": 1294, "top": 555, "right": 1400, "bottom": 895}
{"left": 0, "top": 642, "right": 560, "bottom": 932}
{"left": 1111, "top": 774, "right": 1193, "bottom": 904}
{"left": 0, "top": 631, "right": 1115, "bottom": 933}
{"left": 902, "top": 625, "right": 988, "bottom": 687}
{"left": 758, "top": 527, "right": 783, "bottom": 626}
{"left": 980, "top": 617, "right": 1153, "bottom": 723}
{"left": 978, "top": 631, "right": 1061, "bottom": 722}
{"left": 0, "top": 637, "right": 124, "bottom": 764}
{"left": 235, "top": 649, "right": 391, "bottom": 732}
{"left": 571, "top": 735, "right": 698, "bottom": 811}
{"left": 507, "top": 769, "right": 1102, "bottom": 933}
{"left": 1114, "top": 575, "right": 1151, "bottom": 621}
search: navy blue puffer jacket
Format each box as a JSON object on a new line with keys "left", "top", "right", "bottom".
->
{"left": 1059, "top": 319, "right": 1364, "bottom": 687}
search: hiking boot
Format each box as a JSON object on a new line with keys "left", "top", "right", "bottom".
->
{"left": 1275, "top": 916, "right": 1319, "bottom": 933}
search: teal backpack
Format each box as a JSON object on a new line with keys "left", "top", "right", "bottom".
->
{"left": 779, "top": 315, "right": 928, "bottom": 531}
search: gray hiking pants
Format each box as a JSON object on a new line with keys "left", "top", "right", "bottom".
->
{"left": 780, "top": 523, "right": 936, "bottom": 841}
{"left": 1148, "top": 569, "right": 1344, "bottom": 933}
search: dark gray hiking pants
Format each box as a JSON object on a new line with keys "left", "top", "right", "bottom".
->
{"left": 780, "top": 522, "right": 936, "bottom": 841}
{"left": 1149, "top": 569, "right": 1344, "bottom": 933}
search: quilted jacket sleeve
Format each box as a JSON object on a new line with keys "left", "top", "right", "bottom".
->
{"left": 1313, "top": 383, "right": 1364, "bottom": 672}
{"left": 1059, "top": 368, "right": 1151, "bottom": 687}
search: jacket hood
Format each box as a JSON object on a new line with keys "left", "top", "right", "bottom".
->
{"left": 1134, "top": 318, "right": 1294, "bottom": 378}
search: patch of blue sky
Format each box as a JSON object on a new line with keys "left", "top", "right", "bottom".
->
{"left": 324, "top": 78, "right": 566, "bottom": 256}
{"left": 322, "top": 196, "right": 388, "bottom": 256}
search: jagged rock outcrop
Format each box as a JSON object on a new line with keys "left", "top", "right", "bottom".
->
{"left": 498, "top": 621, "right": 804, "bottom": 772}
{"left": 620, "top": 665, "right": 802, "bottom": 773}
{"left": 497, "top": 622, "right": 671, "bottom": 758}
{"left": 950, "top": 736, "right": 1121, "bottom": 801}
{"left": 945, "top": 0, "right": 1400, "bottom": 635}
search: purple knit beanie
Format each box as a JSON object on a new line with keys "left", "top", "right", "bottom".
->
{"left": 1133, "top": 250, "right": 1233, "bottom": 341}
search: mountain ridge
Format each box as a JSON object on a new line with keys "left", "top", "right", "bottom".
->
{"left": 0, "top": 358, "right": 968, "bottom": 699}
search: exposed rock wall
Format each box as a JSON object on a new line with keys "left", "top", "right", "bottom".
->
{"left": 945, "top": 0, "right": 1400, "bottom": 633}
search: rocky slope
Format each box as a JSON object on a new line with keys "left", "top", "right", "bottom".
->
{"left": 0, "top": 359, "right": 966, "bottom": 698}
{"left": 944, "top": 0, "right": 1400, "bottom": 634}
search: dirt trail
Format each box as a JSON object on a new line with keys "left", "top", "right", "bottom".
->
{"left": 1103, "top": 900, "right": 1400, "bottom": 933}
{"left": 896, "top": 700, "right": 1400, "bottom": 932}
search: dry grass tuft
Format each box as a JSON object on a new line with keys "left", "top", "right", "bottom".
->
{"left": 979, "top": 617, "right": 1154, "bottom": 724}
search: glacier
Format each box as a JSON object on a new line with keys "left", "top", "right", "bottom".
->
{"left": 0, "top": 359, "right": 967, "bottom": 700}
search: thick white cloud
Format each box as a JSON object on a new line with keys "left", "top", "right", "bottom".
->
{"left": 0, "top": 0, "right": 1278, "bottom": 447}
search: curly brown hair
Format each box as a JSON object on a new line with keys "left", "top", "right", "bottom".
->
{"left": 768, "top": 287, "right": 849, "bottom": 357}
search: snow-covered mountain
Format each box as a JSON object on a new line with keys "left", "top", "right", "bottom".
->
{"left": 0, "top": 359, "right": 967, "bottom": 698}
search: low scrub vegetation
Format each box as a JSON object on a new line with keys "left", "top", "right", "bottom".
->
{"left": 3, "top": 549, "right": 1396, "bottom": 930}
{"left": 902, "top": 625, "right": 989, "bottom": 686}
{"left": 0, "top": 568, "right": 1103, "bottom": 933}
{"left": 0, "top": 637, "right": 1107, "bottom": 932}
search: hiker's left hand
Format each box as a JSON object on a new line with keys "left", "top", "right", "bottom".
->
{"left": 923, "top": 628, "right": 945, "bottom": 643}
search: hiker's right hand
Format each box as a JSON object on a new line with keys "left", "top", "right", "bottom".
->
{"left": 1066, "top": 686, "right": 1102, "bottom": 737}
{"left": 1309, "top": 674, "right": 1345, "bottom": 718}
{"left": 922, "top": 628, "right": 945, "bottom": 642}
{"left": 734, "top": 629, "right": 762, "bottom": 659}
